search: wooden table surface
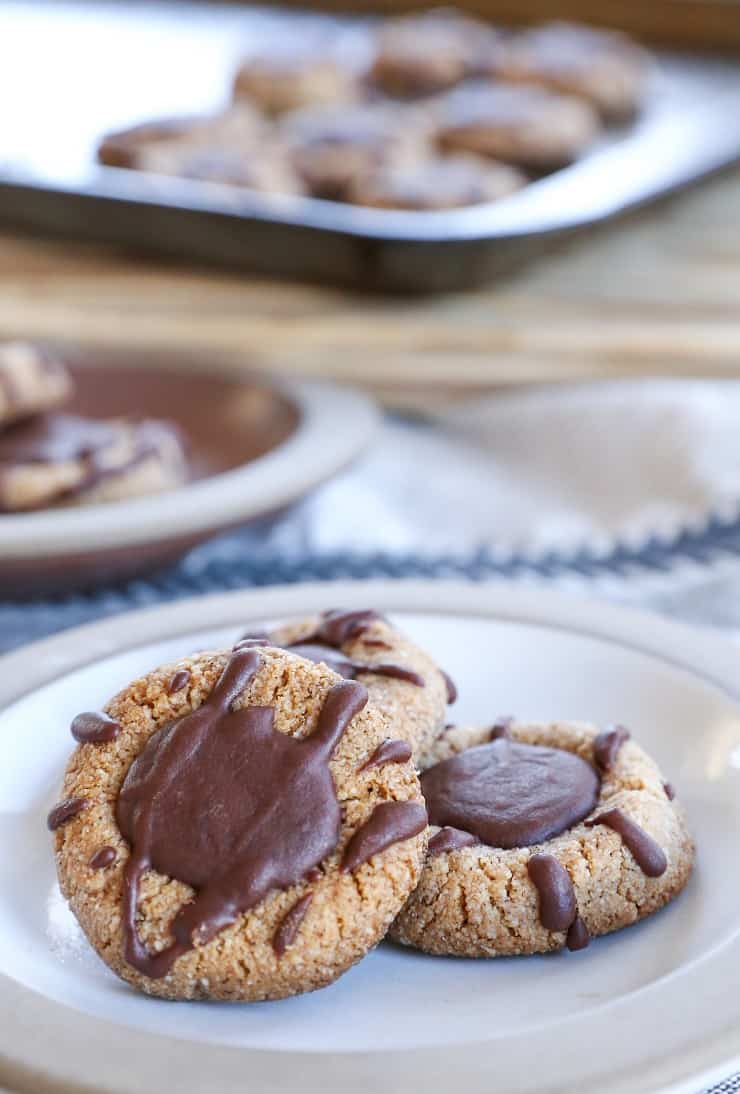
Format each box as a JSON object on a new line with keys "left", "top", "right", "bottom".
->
{"left": 1, "top": 165, "right": 739, "bottom": 410}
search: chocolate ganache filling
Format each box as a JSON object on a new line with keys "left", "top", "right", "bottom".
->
{"left": 421, "top": 737, "right": 600, "bottom": 849}
{"left": 116, "top": 649, "right": 369, "bottom": 978}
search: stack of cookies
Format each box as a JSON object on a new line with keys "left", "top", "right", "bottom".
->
{"left": 48, "top": 608, "right": 693, "bottom": 1001}
{"left": 98, "top": 11, "right": 650, "bottom": 211}
{"left": 0, "top": 342, "right": 189, "bottom": 512}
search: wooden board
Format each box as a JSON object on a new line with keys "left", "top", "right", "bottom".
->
{"left": 0, "top": 164, "right": 738, "bottom": 411}
{"left": 273, "top": 0, "right": 740, "bottom": 52}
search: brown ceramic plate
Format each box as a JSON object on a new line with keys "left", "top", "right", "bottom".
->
{"left": 0, "top": 349, "right": 378, "bottom": 596}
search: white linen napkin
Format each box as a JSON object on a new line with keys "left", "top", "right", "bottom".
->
{"left": 293, "top": 379, "right": 740, "bottom": 559}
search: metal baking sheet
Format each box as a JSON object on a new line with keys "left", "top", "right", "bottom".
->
{"left": 1, "top": 0, "right": 740, "bottom": 291}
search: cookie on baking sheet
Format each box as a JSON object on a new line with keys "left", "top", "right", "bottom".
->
{"left": 136, "top": 140, "right": 304, "bottom": 196}
{"left": 494, "top": 22, "right": 650, "bottom": 122}
{"left": 0, "top": 342, "right": 71, "bottom": 428}
{"left": 280, "top": 103, "right": 429, "bottom": 201}
{"left": 49, "top": 645, "right": 428, "bottom": 1000}
{"left": 390, "top": 720, "right": 693, "bottom": 956}
{"left": 434, "top": 81, "right": 600, "bottom": 170}
{"left": 348, "top": 154, "right": 526, "bottom": 210}
{"left": 0, "top": 413, "right": 190, "bottom": 511}
{"left": 369, "top": 9, "right": 503, "bottom": 97}
{"left": 97, "top": 104, "right": 265, "bottom": 170}
{"left": 233, "top": 49, "right": 359, "bottom": 115}
{"left": 238, "top": 609, "right": 455, "bottom": 758}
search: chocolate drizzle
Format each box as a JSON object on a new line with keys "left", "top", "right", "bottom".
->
{"left": 284, "top": 643, "right": 425, "bottom": 688}
{"left": 310, "top": 609, "right": 383, "bottom": 646}
{"left": 527, "top": 853, "right": 577, "bottom": 931}
{"left": 89, "top": 846, "right": 116, "bottom": 870}
{"left": 442, "top": 671, "right": 458, "bottom": 704}
{"left": 566, "top": 915, "right": 590, "bottom": 951}
{"left": 341, "top": 801, "right": 427, "bottom": 873}
{"left": 422, "top": 738, "right": 600, "bottom": 849}
{"left": 586, "top": 808, "right": 667, "bottom": 877}
{"left": 238, "top": 609, "right": 426, "bottom": 689}
{"left": 358, "top": 738, "right": 413, "bottom": 772}
{"left": 428, "top": 826, "right": 478, "bottom": 857}
{"left": 593, "top": 725, "right": 630, "bottom": 772}
{"left": 115, "top": 649, "right": 368, "bottom": 978}
{"left": 489, "top": 718, "right": 513, "bottom": 741}
{"left": 71, "top": 711, "right": 120, "bottom": 744}
{"left": 168, "top": 669, "right": 191, "bottom": 695}
{"left": 272, "top": 893, "right": 313, "bottom": 956}
{"left": 47, "top": 796, "right": 88, "bottom": 831}
{"left": 663, "top": 782, "right": 675, "bottom": 801}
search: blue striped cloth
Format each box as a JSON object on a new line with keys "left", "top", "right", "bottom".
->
{"left": 4, "top": 507, "right": 740, "bottom": 653}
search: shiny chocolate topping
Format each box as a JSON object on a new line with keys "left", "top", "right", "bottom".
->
{"left": 310, "top": 609, "right": 383, "bottom": 647}
{"left": 340, "top": 800, "right": 427, "bottom": 873}
{"left": 428, "top": 826, "right": 478, "bottom": 857}
{"left": 116, "top": 649, "right": 368, "bottom": 978}
{"left": 489, "top": 718, "right": 513, "bottom": 740}
{"left": 421, "top": 738, "right": 600, "bottom": 849}
{"left": 442, "top": 671, "right": 458, "bottom": 704}
{"left": 284, "top": 642, "right": 425, "bottom": 688}
{"left": 586, "top": 808, "right": 667, "bottom": 877}
{"left": 359, "top": 738, "right": 413, "bottom": 772}
{"left": 71, "top": 711, "right": 120, "bottom": 745}
{"left": 566, "top": 915, "right": 590, "bottom": 951}
{"left": 47, "top": 796, "right": 88, "bottom": 831}
{"left": 238, "top": 610, "right": 426, "bottom": 689}
{"left": 527, "top": 853, "right": 577, "bottom": 931}
{"left": 89, "top": 846, "right": 116, "bottom": 870}
{"left": 272, "top": 892, "right": 313, "bottom": 956}
{"left": 593, "top": 725, "right": 630, "bottom": 772}
{"left": 168, "top": 669, "right": 191, "bottom": 695}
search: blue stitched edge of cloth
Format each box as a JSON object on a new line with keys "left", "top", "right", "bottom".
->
{"left": 4, "top": 507, "right": 740, "bottom": 653}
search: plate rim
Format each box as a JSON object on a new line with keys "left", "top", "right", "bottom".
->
{"left": 1, "top": 578, "right": 739, "bottom": 1094}
{"left": 0, "top": 375, "right": 378, "bottom": 558}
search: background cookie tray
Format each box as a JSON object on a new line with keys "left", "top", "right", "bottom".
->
{"left": 1, "top": 0, "right": 740, "bottom": 292}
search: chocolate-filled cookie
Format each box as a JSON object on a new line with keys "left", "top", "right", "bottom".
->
{"left": 238, "top": 609, "right": 454, "bottom": 758}
{"left": 136, "top": 140, "right": 303, "bottom": 196}
{"left": 0, "top": 342, "right": 71, "bottom": 428}
{"left": 369, "top": 9, "right": 503, "bottom": 97}
{"left": 0, "top": 413, "right": 189, "bottom": 511}
{"left": 494, "top": 22, "right": 650, "bottom": 122}
{"left": 391, "top": 720, "right": 693, "bottom": 956}
{"left": 348, "top": 154, "right": 525, "bottom": 210}
{"left": 50, "top": 645, "right": 427, "bottom": 1000}
{"left": 233, "top": 50, "right": 359, "bottom": 115}
{"left": 434, "top": 81, "right": 600, "bottom": 170}
{"left": 280, "top": 103, "right": 429, "bottom": 201}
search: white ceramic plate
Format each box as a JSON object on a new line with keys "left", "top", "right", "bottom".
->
{"left": 0, "top": 580, "right": 738, "bottom": 1094}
